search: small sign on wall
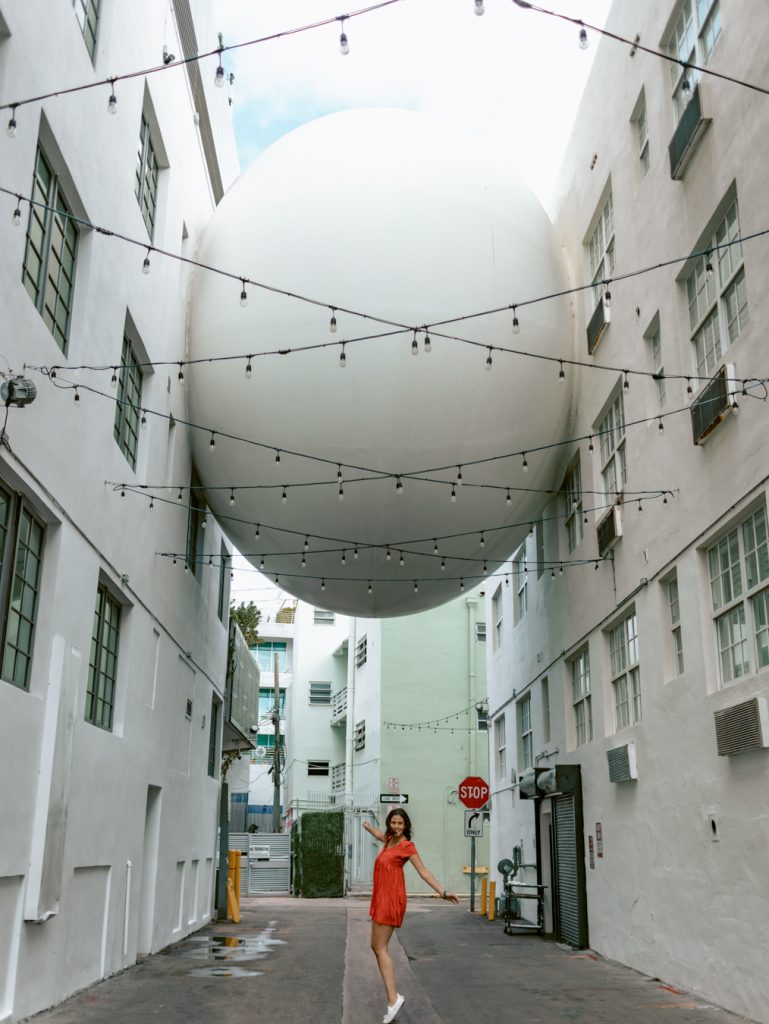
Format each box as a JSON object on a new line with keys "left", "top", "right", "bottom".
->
{"left": 596, "top": 822, "right": 603, "bottom": 858}
{"left": 388, "top": 777, "right": 400, "bottom": 793}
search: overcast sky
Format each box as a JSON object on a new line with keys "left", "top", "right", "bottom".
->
{"left": 215, "top": 0, "right": 613, "bottom": 619}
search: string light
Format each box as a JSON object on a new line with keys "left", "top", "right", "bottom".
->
{"left": 301, "top": 554, "right": 306, "bottom": 567}
{"left": 74, "top": 387, "right": 80, "bottom": 403}
{"left": 304, "top": 536, "right": 309, "bottom": 551}
{"left": 512, "top": 307, "right": 520, "bottom": 334}
{"left": 386, "top": 549, "right": 391, "bottom": 561}
{"left": 706, "top": 253, "right": 714, "bottom": 278}
{"left": 275, "top": 449, "right": 281, "bottom": 464}
{"left": 396, "top": 476, "right": 403, "bottom": 495}
{"left": 329, "top": 309, "right": 337, "bottom": 333}
{"left": 214, "top": 52, "right": 226, "bottom": 87}
{"left": 658, "top": 418, "right": 664, "bottom": 432}
{"left": 209, "top": 431, "right": 216, "bottom": 450}
{"left": 578, "top": 25, "right": 589, "bottom": 48}
{"left": 142, "top": 248, "right": 151, "bottom": 274}
{"left": 255, "top": 524, "right": 260, "bottom": 538}
{"left": 107, "top": 81, "right": 117, "bottom": 115}
{"left": 6, "top": 107, "right": 16, "bottom": 138}
{"left": 506, "top": 489, "right": 512, "bottom": 506}
{"left": 623, "top": 371, "right": 629, "bottom": 390}
{"left": 460, "top": 578, "right": 465, "bottom": 591}
{"left": 321, "top": 578, "right": 326, "bottom": 591}
{"left": 474, "top": 0, "right": 485, "bottom": 14}
{"left": 201, "top": 513, "right": 208, "bottom": 530}
{"left": 338, "top": 17, "right": 350, "bottom": 54}
{"left": 604, "top": 284, "right": 612, "bottom": 308}
{"left": 399, "top": 551, "right": 405, "bottom": 566}
{"left": 245, "top": 356, "right": 252, "bottom": 379}
{"left": 441, "top": 557, "right": 446, "bottom": 571}
{"left": 341, "top": 550, "right": 346, "bottom": 565}
{"left": 339, "top": 342, "right": 346, "bottom": 368}
{"left": 522, "top": 452, "right": 529, "bottom": 473}
{"left": 457, "top": 465, "right": 463, "bottom": 486}
{"left": 338, "top": 483, "right": 344, "bottom": 500}
{"left": 368, "top": 580, "right": 373, "bottom": 594}
{"left": 485, "top": 347, "right": 493, "bottom": 371}
{"left": 411, "top": 331, "right": 419, "bottom": 356}
{"left": 353, "top": 545, "right": 359, "bottom": 560}
{"left": 240, "top": 280, "right": 248, "bottom": 306}
{"left": 588, "top": 436, "right": 594, "bottom": 452}
{"left": 480, "top": 532, "right": 485, "bottom": 547}
{"left": 177, "top": 362, "right": 184, "bottom": 381}
{"left": 423, "top": 330, "right": 431, "bottom": 353}
{"left": 110, "top": 368, "right": 118, "bottom": 388}
{"left": 177, "top": 488, "right": 183, "bottom": 501}
{"left": 413, "top": 580, "right": 419, "bottom": 593}
{"left": 450, "top": 483, "right": 457, "bottom": 502}
{"left": 433, "top": 539, "right": 439, "bottom": 555}
{"left": 281, "top": 486, "right": 287, "bottom": 503}
{"left": 12, "top": 197, "right": 21, "bottom": 226}
{"left": 558, "top": 360, "right": 565, "bottom": 381}
{"left": 140, "top": 410, "right": 147, "bottom": 428}
{"left": 229, "top": 489, "right": 235, "bottom": 506}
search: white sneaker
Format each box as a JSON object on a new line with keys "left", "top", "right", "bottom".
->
{"left": 383, "top": 993, "right": 405, "bottom": 1023}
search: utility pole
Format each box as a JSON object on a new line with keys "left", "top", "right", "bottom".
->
{"left": 272, "top": 651, "right": 281, "bottom": 832}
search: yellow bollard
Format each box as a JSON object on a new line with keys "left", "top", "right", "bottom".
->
{"left": 488, "top": 881, "right": 496, "bottom": 921}
{"left": 480, "top": 877, "right": 488, "bottom": 917}
{"left": 227, "top": 851, "right": 242, "bottom": 922}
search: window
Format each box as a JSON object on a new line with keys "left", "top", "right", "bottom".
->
{"left": 666, "top": 0, "right": 721, "bottom": 121}
{"left": 113, "top": 334, "right": 143, "bottom": 469}
{"left": 541, "top": 678, "right": 551, "bottom": 744}
{"left": 494, "top": 715, "right": 506, "bottom": 780}
{"left": 217, "top": 541, "right": 230, "bottom": 622}
{"left": 609, "top": 612, "right": 641, "bottom": 731}
{"left": 570, "top": 650, "right": 592, "bottom": 747}
{"left": 309, "top": 680, "right": 332, "bottom": 705}
{"left": 354, "top": 720, "right": 366, "bottom": 751}
{"left": 646, "top": 319, "right": 666, "bottom": 410}
{"left": 707, "top": 505, "right": 769, "bottom": 686}
{"left": 355, "top": 635, "right": 367, "bottom": 668}
{"left": 253, "top": 641, "right": 288, "bottom": 675}
{"left": 536, "top": 518, "right": 545, "bottom": 578}
{"left": 514, "top": 547, "right": 527, "bottom": 624}
{"left": 687, "top": 199, "right": 747, "bottom": 378}
{"left": 331, "top": 762, "right": 346, "bottom": 791}
{"left": 258, "top": 687, "right": 285, "bottom": 719}
{"left": 85, "top": 583, "right": 121, "bottom": 731}
{"left": 517, "top": 695, "right": 533, "bottom": 772}
{"left": 0, "top": 485, "right": 46, "bottom": 690}
{"left": 73, "top": 0, "right": 100, "bottom": 61}
{"left": 313, "top": 609, "right": 335, "bottom": 625}
{"left": 667, "top": 574, "right": 685, "bottom": 676}
{"left": 587, "top": 189, "right": 614, "bottom": 307}
{"left": 632, "top": 90, "right": 649, "bottom": 174}
{"left": 475, "top": 622, "right": 487, "bottom": 642}
{"left": 597, "top": 390, "right": 626, "bottom": 500}
{"left": 135, "top": 114, "right": 159, "bottom": 239}
{"left": 186, "top": 469, "right": 205, "bottom": 576}
{"left": 492, "top": 586, "right": 503, "bottom": 648}
{"left": 307, "top": 760, "right": 330, "bottom": 777}
{"left": 563, "top": 458, "right": 583, "bottom": 553}
{"left": 208, "top": 696, "right": 220, "bottom": 777}
{"left": 251, "top": 733, "right": 283, "bottom": 763}
{"left": 22, "top": 146, "right": 79, "bottom": 351}
{"left": 476, "top": 707, "right": 488, "bottom": 731}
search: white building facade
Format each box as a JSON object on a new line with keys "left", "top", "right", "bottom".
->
{"left": 0, "top": 2, "right": 238, "bottom": 1019}
{"left": 486, "top": 2, "right": 769, "bottom": 1022}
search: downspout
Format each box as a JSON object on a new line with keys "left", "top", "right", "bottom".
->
{"left": 465, "top": 596, "right": 478, "bottom": 774}
{"left": 344, "top": 617, "right": 357, "bottom": 893}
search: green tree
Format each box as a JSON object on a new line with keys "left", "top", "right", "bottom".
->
{"left": 229, "top": 600, "right": 261, "bottom": 646}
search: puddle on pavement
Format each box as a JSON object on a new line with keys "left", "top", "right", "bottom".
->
{"left": 175, "top": 923, "right": 286, "bottom": 976}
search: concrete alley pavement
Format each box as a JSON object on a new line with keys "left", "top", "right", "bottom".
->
{"left": 25, "top": 897, "right": 753, "bottom": 1024}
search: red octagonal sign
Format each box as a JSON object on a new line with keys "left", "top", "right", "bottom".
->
{"left": 458, "top": 775, "right": 489, "bottom": 809}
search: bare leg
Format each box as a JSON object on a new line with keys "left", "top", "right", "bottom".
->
{"left": 370, "top": 921, "right": 398, "bottom": 1004}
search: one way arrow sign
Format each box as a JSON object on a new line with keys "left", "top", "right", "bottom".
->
{"left": 464, "top": 809, "right": 484, "bottom": 837}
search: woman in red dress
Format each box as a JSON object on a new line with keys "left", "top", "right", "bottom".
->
{"left": 363, "top": 808, "right": 460, "bottom": 1023}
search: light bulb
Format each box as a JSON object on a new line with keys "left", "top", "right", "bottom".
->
{"left": 460, "top": 579, "right": 465, "bottom": 591}
{"left": 341, "top": 550, "right": 346, "bottom": 565}
{"left": 339, "top": 344, "right": 346, "bottom": 368}
{"left": 588, "top": 436, "right": 594, "bottom": 452}
{"left": 512, "top": 310, "right": 520, "bottom": 334}
{"left": 396, "top": 476, "right": 403, "bottom": 495}
{"left": 441, "top": 558, "right": 446, "bottom": 571}
{"left": 111, "top": 368, "right": 118, "bottom": 388}
{"left": 108, "top": 92, "right": 117, "bottom": 115}
{"left": 451, "top": 484, "right": 457, "bottom": 502}
{"left": 329, "top": 310, "right": 337, "bottom": 332}
{"left": 339, "top": 31, "right": 349, "bottom": 55}
{"left": 245, "top": 359, "right": 252, "bottom": 379}
{"left": 413, "top": 580, "right": 419, "bottom": 593}
{"left": 485, "top": 348, "right": 493, "bottom": 371}
{"left": 474, "top": 0, "right": 485, "bottom": 14}
{"left": 214, "top": 64, "right": 225, "bottom": 87}
{"left": 522, "top": 453, "right": 528, "bottom": 473}
{"left": 337, "top": 465, "right": 343, "bottom": 482}
{"left": 301, "top": 556, "right": 306, "bottom": 568}
{"left": 321, "top": 579, "right": 326, "bottom": 591}
{"left": 399, "top": 552, "right": 405, "bottom": 566}
{"left": 457, "top": 465, "right": 463, "bottom": 485}
{"left": 480, "top": 533, "right": 485, "bottom": 547}
{"left": 255, "top": 524, "right": 260, "bottom": 538}
{"left": 177, "top": 489, "right": 183, "bottom": 501}
{"left": 411, "top": 333, "right": 418, "bottom": 356}
{"left": 259, "top": 558, "right": 265, "bottom": 570}
{"left": 558, "top": 361, "right": 565, "bottom": 381}
{"left": 229, "top": 490, "right": 235, "bottom": 506}
{"left": 658, "top": 419, "right": 664, "bottom": 432}
{"left": 604, "top": 288, "right": 612, "bottom": 307}
{"left": 353, "top": 546, "right": 359, "bottom": 560}
{"left": 304, "top": 536, "right": 309, "bottom": 551}
{"left": 424, "top": 331, "right": 431, "bottom": 353}
{"left": 623, "top": 372, "right": 629, "bottom": 391}
{"left": 177, "top": 364, "right": 184, "bottom": 381}
{"left": 386, "top": 549, "right": 391, "bottom": 562}
{"left": 141, "top": 411, "right": 147, "bottom": 428}
{"left": 142, "top": 253, "right": 151, "bottom": 274}
{"left": 209, "top": 432, "right": 216, "bottom": 451}
{"left": 240, "top": 284, "right": 248, "bottom": 307}
{"left": 579, "top": 26, "right": 588, "bottom": 48}
{"left": 275, "top": 450, "right": 281, "bottom": 464}
{"left": 74, "top": 388, "right": 80, "bottom": 402}
{"left": 706, "top": 257, "right": 714, "bottom": 278}
{"left": 338, "top": 485, "right": 344, "bottom": 501}
{"left": 434, "top": 540, "right": 439, "bottom": 555}
{"left": 12, "top": 203, "right": 21, "bottom": 226}
{"left": 7, "top": 115, "right": 17, "bottom": 138}
{"left": 281, "top": 487, "right": 287, "bottom": 503}
{"left": 506, "top": 489, "right": 512, "bottom": 506}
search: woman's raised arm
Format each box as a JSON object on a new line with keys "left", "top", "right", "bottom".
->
{"left": 362, "top": 818, "right": 387, "bottom": 843}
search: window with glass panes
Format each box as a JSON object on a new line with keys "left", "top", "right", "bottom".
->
{"left": 258, "top": 686, "right": 285, "bottom": 719}
{"left": 588, "top": 190, "right": 614, "bottom": 307}
{"left": 517, "top": 694, "right": 533, "bottom": 771}
{"left": 570, "top": 649, "right": 592, "bottom": 746}
{"left": 217, "top": 541, "right": 229, "bottom": 622}
{"left": 0, "top": 485, "right": 46, "bottom": 691}
{"left": 597, "top": 390, "right": 626, "bottom": 500}
{"left": 208, "top": 697, "right": 219, "bottom": 777}
{"left": 86, "top": 583, "right": 121, "bottom": 730}
{"left": 22, "top": 147, "right": 79, "bottom": 351}
{"left": 666, "top": 0, "right": 721, "bottom": 121}
{"left": 73, "top": 0, "right": 100, "bottom": 61}
{"left": 707, "top": 505, "right": 769, "bottom": 686}
{"left": 647, "top": 324, "right": 666, "bottom": 409}
{"left": 495, "top": 715, "right": 506, "bottom": 779}
{"left": 186, "top": 469, "right": 205, "bottom": 576}
{"left": 667, "top": 574, "right": 684, "bottom": 676}
{"left": 492, "top": 585, "right": 503, "bottom": 648}
{"left": 687, "top": 199, "right": 747, "bottom": 379}
{"left": 253, "top": 640, "right": 288, "bottom": 674}
{"left": 113, "top": 334, "right": 142, "bottom": 469}
{"left": 514, "top": 547, "right": 528, "bottom": 623}
{"left": 609, "top": 612, "right": 641, "bottom": 730}
{"left": 634, "top": 93, "right": 649, "bottom": 174}
{"left": 135, "top": 114, "right": 159, "bottom": 239}
{"left": 563, "top": 458, "right": 583, "bottom": 553}
{"left": 309, "top": 680, "right": 332, "bottom": 705}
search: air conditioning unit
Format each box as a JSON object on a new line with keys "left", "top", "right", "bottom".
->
{"left": 607, "top": 741, "right": 638, "bottom": 782}
{"left": 691, "top": 363, "right": 736, "bottom": 444}
{"left": 597, "top": 504, "right": 622, "bottom": 556}
{"left": 669, "top": 81, "right": 712, "bottom": 180}
{"left": 714, "top": 697, "right": 769, "bottom": 756}
{"left": 586, "top": 294, "right": 611, "bottom": 354}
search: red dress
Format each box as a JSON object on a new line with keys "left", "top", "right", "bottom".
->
{"left": 369, "top": 838, "right": 417, "bottom": 927}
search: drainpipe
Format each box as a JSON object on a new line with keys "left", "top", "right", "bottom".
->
{"left": 465, "top": 596, "right": 478, "bottom": 774}
{"left": 344, "top": 617, "right": 357, "bottom": 893}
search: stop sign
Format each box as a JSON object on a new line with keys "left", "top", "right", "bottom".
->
{"left": 458, "top": 776, "right": 489, "bottom": 809}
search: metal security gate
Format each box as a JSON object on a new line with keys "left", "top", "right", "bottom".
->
{"left": 229, "top": 833, "right": 291, "bottom": 894}
{"left": 553, "top": 794, "right": 588, "bottom": 948}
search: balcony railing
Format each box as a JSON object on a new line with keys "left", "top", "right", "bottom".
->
{"left": 669, "top": 83, "right": 711, "bottom": 180}
{"left": 331, "top": 687, "right": 348, "bottom": 725}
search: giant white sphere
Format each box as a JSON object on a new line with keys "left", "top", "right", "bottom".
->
{"left": 188, "top": 109, "right": 573, "bottom": 617}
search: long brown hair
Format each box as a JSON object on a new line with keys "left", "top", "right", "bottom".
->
{"left": 385, "top": 807, "right": 412, "bottom": 840}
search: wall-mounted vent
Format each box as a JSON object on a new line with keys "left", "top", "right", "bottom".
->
{"left": 607, "top": 741, "right": 638, "bottom": 782}
{"left": 669, "top": 82, "right": 712, "bottom": 180}
{"left": 586, "top": 295, "right": 611, "bottom": 354}
{"left": 691, "top": 363, "right": 736, "bottom": 444}
{"left": 185, "top": 697, "right": 193, "bottom": 720}
{"left": 714, "top": 697, "right": 769, "bottom": 756}
{"left": 597, "top": 504, "right": 622, "bottom": 556}
{"left": 355, "top": 635, "right": 368, "bottom": 668}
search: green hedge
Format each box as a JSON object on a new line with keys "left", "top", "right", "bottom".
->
{"left": 296, "top": 811, "right": 344, "bottom": 898}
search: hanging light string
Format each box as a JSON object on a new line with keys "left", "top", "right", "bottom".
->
{"left": 7, "top": 186, "right": 769, "bottom": 392}
{"left": 125, "top": 482, "right": 672, "bottom": 564}
{"left": 384, "top": 699, "right": 486, "bottom": 731}
{"left": 511, "top": 1, "right": 769, "bottom": 99}
{"left": 48, "top": 368, "right": 764, "bottom": 495}
{"left": 0, "top": 0, "right": 404, "bottom": 118}
{"left": 47, "top": 369, "right": 730, "bottom": 501}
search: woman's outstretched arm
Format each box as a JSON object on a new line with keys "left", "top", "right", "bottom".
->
{"left": 408, "top": 851, "right": 460, "bottom": 903}
{"left": 362, "top": 817, "right": 387, "bottom": 843}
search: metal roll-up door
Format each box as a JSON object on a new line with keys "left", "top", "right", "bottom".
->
{"left": 554, "top": 795, "right": 581, "bottom": 947}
